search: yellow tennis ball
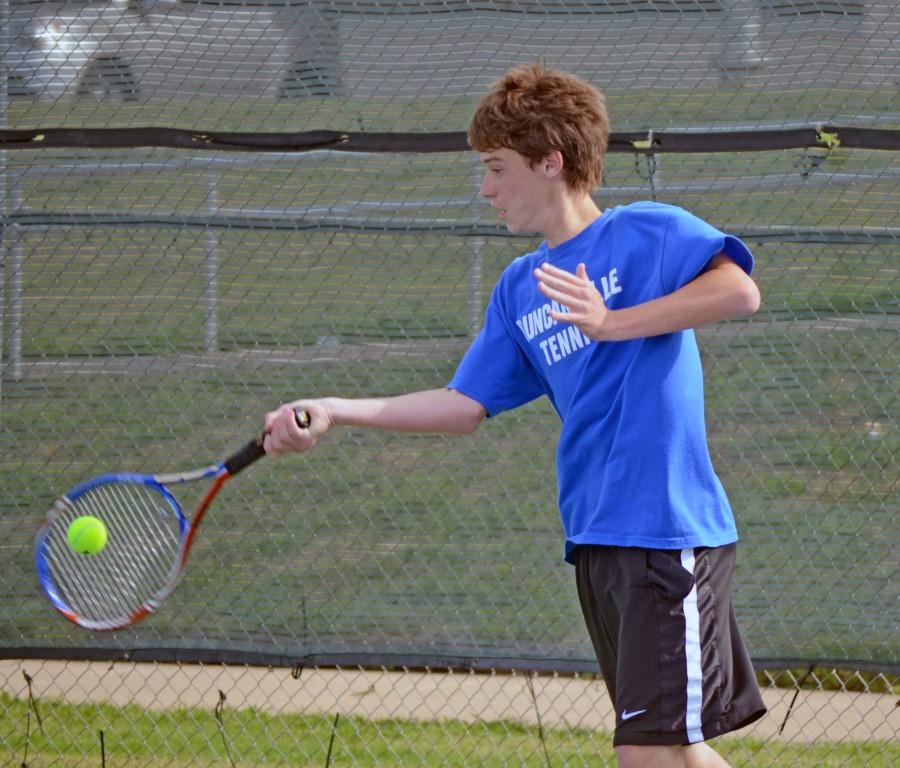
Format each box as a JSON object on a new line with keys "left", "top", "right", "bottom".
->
{"left": 67, "top": 515, "right": 108, "bottom": 555}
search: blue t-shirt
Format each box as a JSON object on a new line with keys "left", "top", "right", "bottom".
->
{"left": 449, "top": 201, "right": 754, "bottom": 562}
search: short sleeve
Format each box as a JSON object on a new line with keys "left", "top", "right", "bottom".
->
{"left": 660, "top": 208, "right": 754, "bottom": 294}
{"left": 448, "top": 287, "right": 545, "bottom": 417}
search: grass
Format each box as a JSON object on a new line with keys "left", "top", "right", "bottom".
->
{"left": 6, "top": 83, "right": 900, "bottom": 133}
{"left": 10, "top": 212, "right": 900, "bottom": 357}
{"left": 1, "top": 319, "right": 896, "bottom": 663}
{"left": 2, "top": 691, "right": 899, "bottom": 768}
{"left": 0, "top": 184, "right": 897, "bottom": 662}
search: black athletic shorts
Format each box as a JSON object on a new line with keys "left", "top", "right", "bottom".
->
{"left": 574, "top": 543, "right": 767, "bottom": 746}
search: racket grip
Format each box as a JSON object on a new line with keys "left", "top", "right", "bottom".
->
{"left": 224, "top": 408, "right": 311, "bottom": 476}
{"left": 294, "top": 408, "right": 311, "bottom": 429}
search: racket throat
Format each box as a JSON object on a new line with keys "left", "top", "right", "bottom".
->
{"left": 179, "top": 473, "right": 230, "bottom": 570}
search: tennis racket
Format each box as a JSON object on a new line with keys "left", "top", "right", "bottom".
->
{"left": 35, "top": 408, "right": 310, "bottom": 632}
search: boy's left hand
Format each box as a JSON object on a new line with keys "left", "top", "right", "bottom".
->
{"left": 534, "top": 262, "right": 610, "bottom": 340}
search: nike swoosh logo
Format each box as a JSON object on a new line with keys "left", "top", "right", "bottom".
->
{"left": 621, "top": 708, "right": 648, "bottom": 721}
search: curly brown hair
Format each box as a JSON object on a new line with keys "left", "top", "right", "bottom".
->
{"left": 468, "top": 64, "right": 609, "bottom": 193}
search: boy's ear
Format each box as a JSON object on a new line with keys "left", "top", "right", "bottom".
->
{"left": 541, "top": 150, "right": 565, "bottom": 179}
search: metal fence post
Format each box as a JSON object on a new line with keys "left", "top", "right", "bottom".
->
{"left": 469, "top": 157, "right": 484, "bottom": 338}
{"left": 205, "top": 168, "right": 219, "bottom": 352}
{"left": 7, "top": 182, "right": 21, "bottom": 382}
{"left": 0, "top": 0, "right": 10, "bottom": 396}
{"left": 0, "top": 0, "right": 21, "bottom": 384}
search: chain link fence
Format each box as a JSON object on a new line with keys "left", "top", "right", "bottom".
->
{"left": 2, "top": 1, "right": 898, "bottom": 765}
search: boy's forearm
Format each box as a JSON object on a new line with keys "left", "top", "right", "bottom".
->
{"left": 326, "top": 388, "right": 485, "bottom": 435}
{"left": 600, "top": 256, "right": 761, "bottom": 341}
{"left": 264, "top": 388, "right": 484, "bottom": 457}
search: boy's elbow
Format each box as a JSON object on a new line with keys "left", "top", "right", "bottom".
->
{"left": 739, "top": 278, "right": 762, "bottom": 316}
{"left": 447, "top": 393, "right": 486, "bottom": 434}
{"left": 729, "top": 271, "right": 761, "bottom": 316}
{"left": 707, "top": 256, "right": 761, "bottom": 318}
{"left": 455, "top": 408, "right": 486, "bottom": 434}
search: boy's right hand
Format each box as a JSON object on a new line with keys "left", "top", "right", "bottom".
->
{"left": 264, "top": 399, "right": 332, "bottom": 457}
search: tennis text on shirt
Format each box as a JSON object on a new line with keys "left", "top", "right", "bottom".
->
{"left": 515, "top": 268, "right": 622, "bottom": 365}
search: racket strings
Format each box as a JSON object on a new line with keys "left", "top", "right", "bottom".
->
{"left": 44, "top": 482, "right": 184, "bottom": 625}
{"left": 100, "top": 484, "right": 179, "bottom": 588}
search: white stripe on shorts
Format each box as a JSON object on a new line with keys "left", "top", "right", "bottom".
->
{"left": 681, "top": 548, "right": 704, "bottom": 743}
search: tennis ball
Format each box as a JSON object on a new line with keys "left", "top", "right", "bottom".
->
{"left": 67, "top": 515, "right": 108, "bottom": 555}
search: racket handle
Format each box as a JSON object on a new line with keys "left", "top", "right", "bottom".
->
{"left": 294, "top": 408, "right": 311, "bottom": 429}
{"left": 224, "top": 408, "right": 311, "bottom": 476}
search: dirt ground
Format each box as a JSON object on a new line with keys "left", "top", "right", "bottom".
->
{"left": 2, "top": 659, "right": 897, "bottom": 745}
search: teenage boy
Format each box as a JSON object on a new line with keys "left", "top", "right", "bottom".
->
{"left": 264, "top": 64, "right": 766, "bottom": 767}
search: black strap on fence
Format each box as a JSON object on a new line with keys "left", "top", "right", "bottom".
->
{"left": 1, "top": 126, "right": 898, "bottom": 153}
